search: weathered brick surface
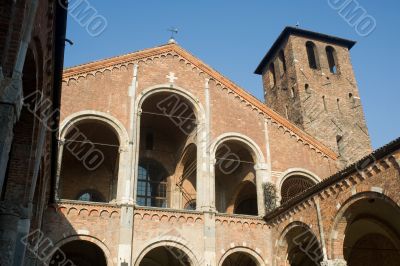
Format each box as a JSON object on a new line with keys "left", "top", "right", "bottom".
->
{"left": 261, "top": 34, "right": 372, "bottom": 166}
{"left": 267, "top": 150, "right": 400, "bottom": 266}
{"left": 36, "top": 29, "right": 400, "bottom": 265}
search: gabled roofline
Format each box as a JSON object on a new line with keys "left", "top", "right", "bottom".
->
{"left": 254, "top": 26, "right": 357, "bottom": 75}
{"left": 62, "top": 43, "right": 338, "bottom": 160}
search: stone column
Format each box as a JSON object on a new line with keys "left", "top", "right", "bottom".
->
{"left": 0, "top": 77, "right": 22, "bottom": 194}
{"left": 115, "top": 146, "right": 131, "bottom": 204}
{"left": 207, "top": 158, "right": 217, "bottom": 212}
{"left": 118, "top": 64, "right": 138, "bottom": 266}
{"left": 203, "top": 211, "right": 216, "bottom": 266}
{"left": 199, "top": 78, "right": 213, "bottom": 211}
{"left": 254, "top": 163, "right": 268, "bottom": 217}
{"left": 54, "top": 139, "right": 65, "bottom": 201}
{"left": 314, "top": 199, "right": 328, "bottom": 261}
{"left": 0, "top": 202, "right": 23, "bottom": 266}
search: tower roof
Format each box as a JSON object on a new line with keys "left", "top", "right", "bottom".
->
{"left": 254, "top": 26, "right": 356, "bottom": 75}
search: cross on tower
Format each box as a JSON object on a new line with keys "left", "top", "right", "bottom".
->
{"left": 166, "top": 72, "right": 178, "bottom": 83}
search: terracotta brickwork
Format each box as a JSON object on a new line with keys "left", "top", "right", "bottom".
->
{"left": 259, "top": 28, "right": 372, "bottom": 166}
{"left": 267, "top": 148, "right": 400, "bottom": 266}
{"left": 35, "top": 27, "right": 400, "bottom": 266}
{"left": 0, "top": 1, "right": 66, "bottom": 265}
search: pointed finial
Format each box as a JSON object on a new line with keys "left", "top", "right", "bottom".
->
{"left": 167, "top": 27, "right": 178, "bottom": 44}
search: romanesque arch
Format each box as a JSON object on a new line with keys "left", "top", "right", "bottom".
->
{"left": 211, "top": 133, "right": 265, "bottom": 216}
{"left": 277, "top": 168, "right": 321, "bottom": 204}
{"left": 134, "top": 239, "right": 200, "bottom": 266}
{"left": 57, "top": 111, "right": 129, "bottom": 203}
{"left": 219, "top": 247, "right": 265, "bottom": 266}
{"left": 2, "top": 42, "right": 42, "bottom": 202}
{"left": 330, "top": 191, "right": 400, "bottom": 265}
{"left": 276, "top": 221, "right": 323, "bottom": 266}
{"left": 49, "top": 235, "right": 112, "bottom": 266}
{"left": 134, "top": 85, "right": 205, "bottom": 210}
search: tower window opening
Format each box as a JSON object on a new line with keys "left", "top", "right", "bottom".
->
{"left": 349, "top": 93, "right": 355, "bottom": 107}
{"left": 305, "top": 84, "right": 310, "bottom": 94}
{"left": 322, "top": 96, "right": 327, "bottom": 112}
{"left": 268, "top": 63, "right": 276, "bottom": 88}
{"left": 278, "top": 50, "right": 287, "bottom": 75}
{"left": 326, "top": 46, "right": 338, "bottom": 74}
{"left": 306, "top": 41, "right": 319, "bottom": 70}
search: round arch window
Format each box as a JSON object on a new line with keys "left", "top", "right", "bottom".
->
{"left": 281, "top": 175, "right": 315, "bottom": 204}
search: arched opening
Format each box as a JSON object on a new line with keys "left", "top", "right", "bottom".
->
{"left": 326, "top": 46, "right": 338, "bottom": 74}
{"left": 342, "top": 197, "right": 400, "bottom": 266}
{"left": 59, "top": 120, "right": 120, "bottom": 203}
{"left": 2, "top": 47, "right": 39, "bottom": 201}
{"left": 50, "top": 240, "right": 107, "bottom": 266}
{"left": 278, "top": 50, "right": 287, "bottom": 75}
{"left": 268, "top": 63, "right": 276, "bottom": 88}
{"left": 215, "top": 140, "right": 257, "bottom": 215}
{"left": 281, "top": 225, "right": 323, "bottom": 266}
{"left": 139, "top": 246, "right": 191, "bottom": 266}
{"left": 221, "top": 252, "right": 258, "bottom": 266}
{"left": 306, "top": 41, "right": 319, "bottom": 70}
{"left": 138, "top": 91, "right": 198, "bottom": 209}
{"left": 280, "top": 175, "right": 316, "bottom": 204}
{"left": 233, "top": 181, "right": 258, "bottom": 216}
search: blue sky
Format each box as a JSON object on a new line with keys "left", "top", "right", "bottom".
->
{"left": 64, "top": 0, "right": 400, "bottom": 149}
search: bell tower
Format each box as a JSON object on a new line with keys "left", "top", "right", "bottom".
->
{"left": 255, "top": 27, "right": 372, "bottom": 166}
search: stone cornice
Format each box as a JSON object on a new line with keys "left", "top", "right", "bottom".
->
{"left": 62, "top": 43, "right": 338, "bottom": 160}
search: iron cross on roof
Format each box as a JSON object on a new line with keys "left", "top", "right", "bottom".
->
{"left": 167, "top": 27, "right": 178, "bottom": 43}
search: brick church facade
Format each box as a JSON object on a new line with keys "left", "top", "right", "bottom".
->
{"left": 1, "top": 5, "right": 400, "bottom": 265}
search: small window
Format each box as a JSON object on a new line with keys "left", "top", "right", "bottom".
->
{"left": 268, "top": 63, "right": 276, "bottom": 88}
{"left": 281, "top": 176, "right": 315, "bottom": 203}
{"left": 336, "top": 135, "right": 345, "bottom": 156}
{"left": 137, "top": 160, "right": 168, "bottom": 208}
{"left": 278, "top": 50, "right": 287, "bottom": 74}
{"left": 322, "top": 96, "right": 327, "bottom": 111}
{"left": 326, "top": 46, "right": 338, "bottom": 74}
{"left": 349, "top": 93, "right": 355, "bottom": 107}
{"left": 306, "top": 41, "right": 319, "bottom": 70}
{"left": 305, "top": 84, "right": 310, "bottom": 94}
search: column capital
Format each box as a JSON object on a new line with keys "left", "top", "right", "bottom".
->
{"left": 254, "top": 163, "right": 268, "bottom": 171}
{"left": 0, "top": 201, "right": 24, "bottom": 217}
{"left": 320, "top": 259, "right": 347, "bottom": 266}
{"left": 119, "top": 145, "right": 129, "bottom": 153}
{"left": 0, "top": 76, "right": 23, "bottom": 109}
